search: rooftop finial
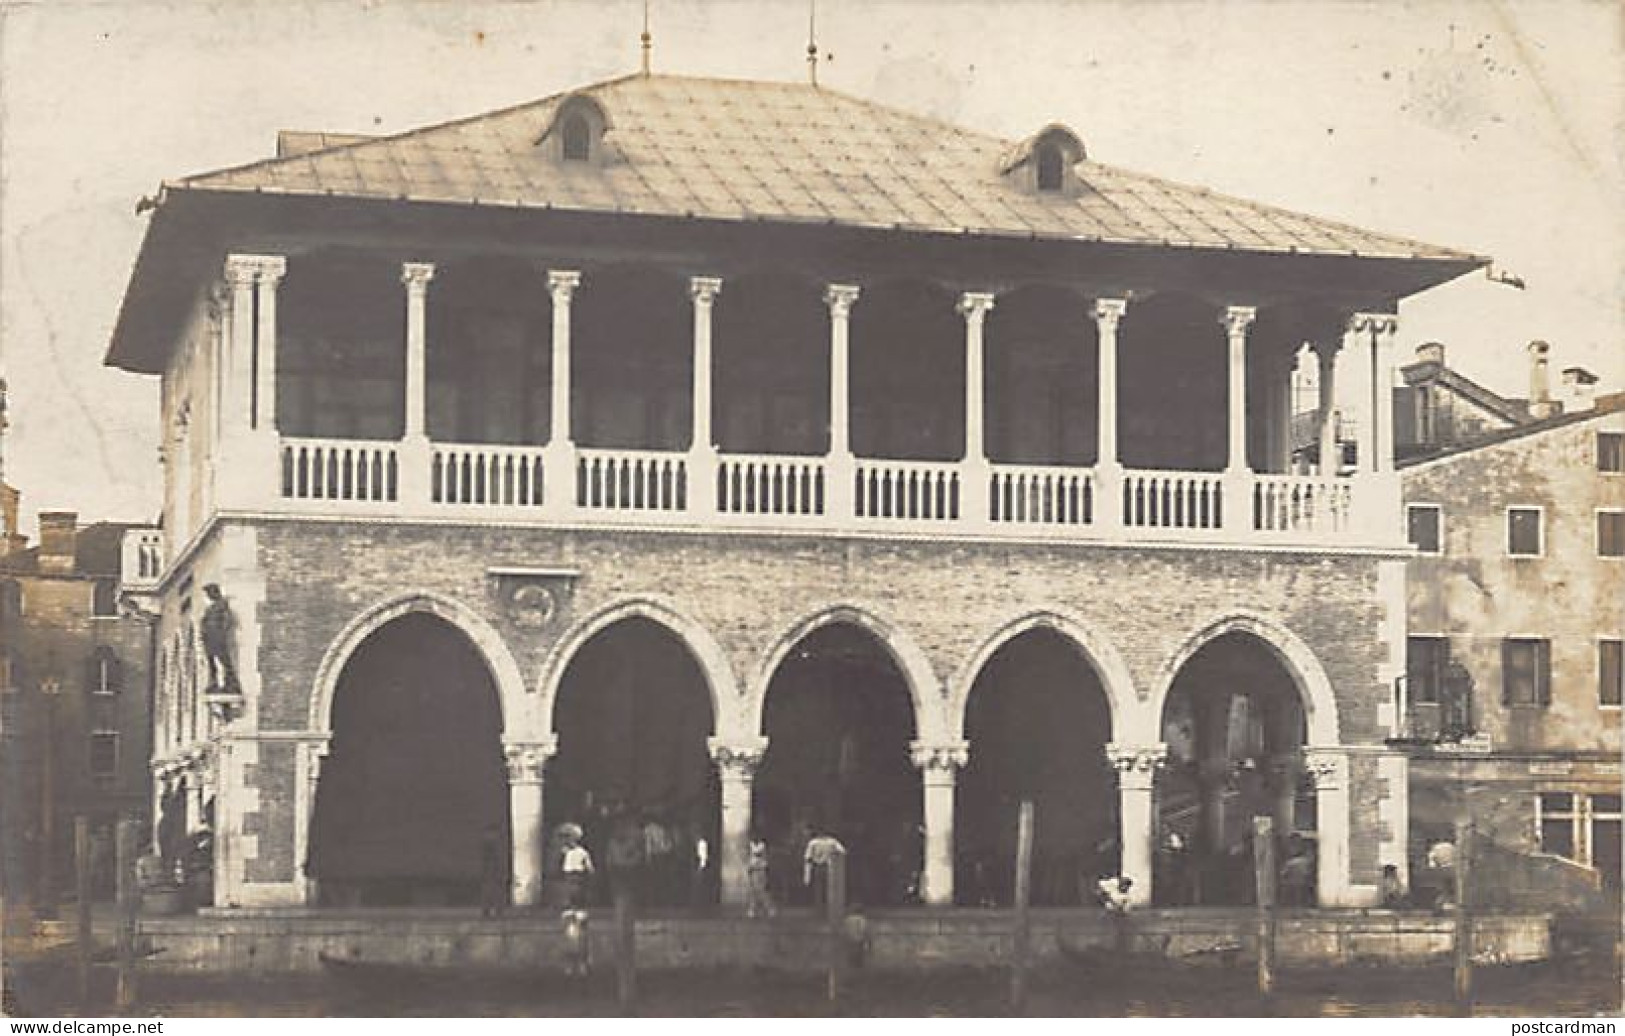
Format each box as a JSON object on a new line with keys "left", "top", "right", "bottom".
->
{"left": 806, "top": 0, "right": 818, "bottom": 86}
{"left": 640, "top": 0, "right": 652, "bottom": 76}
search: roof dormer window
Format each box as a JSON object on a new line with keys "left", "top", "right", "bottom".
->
{"left": 1036, "top": 143, "right": 1065, "bottom": 192}
{"left": 1002, "top": 123, "right": 1087, "bottom": 197}
{"left": 540, "top": 93, "right": 612, "bottom": 167}
{"left": 561, "top": 113, "right": 591, "bottom": 162}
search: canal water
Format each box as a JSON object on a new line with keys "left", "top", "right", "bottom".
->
{"left": 7, "top": 955, "right": 1621, "bottom": 1017}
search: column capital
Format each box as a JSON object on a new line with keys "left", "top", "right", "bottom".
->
{"left": 547, "top": 269, "right": 582, "bottom": 303}
{"left": 255, "top": 255, "right": 287, "bottom": 285}
{"left": 1349, "top": 312, "right": 1398, "bottom": 336}
{"left": 824, "top": 283, "right": 861, "bottom": 317}
{"left": 708, "top": 736, "right": 769, "bottom": 778}
{"left": 956, "top": 291, "right": 996, "bottom": 321}
{"left": 1105, "top": 741, "right": 1168, "bottom": 789}
{"left": 1221, "top": 305, "right": 1257, "bottom": 337}
{"left": 401, "top": 261, "right": 436, "bottom": 291}
{"left": 503, "top": 738, "right": 559, "bottom": 784}
{"left": 909, "top": 739, "right": 970, "bottom": 774}
{"left": 1302, "top": 746, "right": 1348, "bottom": 791}
{"left": 1312, "top": 337, "right": 1341, "bottom": 365}
{"left": 1093, "top": 297, "right": 1129, "bottom": 328}
{"left": 689, "top": 275, "right": 723, "bottom": 304}
{"left": 224, "top": 253, "right": 284, "bottom": 286}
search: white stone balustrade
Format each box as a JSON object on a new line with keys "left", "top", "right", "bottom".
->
{"left": 431, "top": 443, "right": 548, "bottom": 508}
{"left": 854, "top": 458, "right": 962, "bottom": 522}
{"left": 990, "top": 463, "right": 1095, "bottom": 526}
{"left": 259, "top": 436, "right": 1395, "bottom": 549}
{"left": 576, "top": 447, "right": 688, "bottom": 512}
{"left": 280, "top": 438, "right": 400, "bottom": 504}
{"left": 1251, "top": 474, "right": 1354, "bottom": 535}
{"left": 716, "top": 454, "right": 826, "bottom": 517}
{"left": 1121, "top": 469, "right": 1226, "bottom": 531}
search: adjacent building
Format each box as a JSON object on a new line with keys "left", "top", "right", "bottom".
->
{"left": 1397, "top": 344, "right": 1623, "bottom": 907}
{"left": 0, "top": 511, "right": 157, "bottom": 905}
{"left": 103, "top": 69, "right": 1490, "bottom": 913}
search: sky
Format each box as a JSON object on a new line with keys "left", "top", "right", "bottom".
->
{"left": 0, "top": 0, "right": 1620, "bottom": 532}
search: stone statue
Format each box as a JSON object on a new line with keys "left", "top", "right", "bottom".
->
{"left": 199, "top": 583, "right": 240, "bottom": 695}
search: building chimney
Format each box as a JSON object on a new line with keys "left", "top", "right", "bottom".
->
{"left": 1561, "top": 366, "right": 1599, "bottom": 412}
{"left": 38, "top": 511, "right": 77, "bottom": 574}
{"left": 1415, "top": 342, "right": 1445, "bottom": 366}
{"left": 1527, "top": 340, "right": 1558, "bottom": 420}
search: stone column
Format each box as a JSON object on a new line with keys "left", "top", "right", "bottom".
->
{"left": 399, "top": 262, "right": 436, "bottom": 505}
{"left": 957, "top": 292, "right": 996, "bottom": 524}
{"left": 1304, "top": 746, "right": 1352, "bottom": 907}
{"left": 1348, "top": 313, "right": 1394, "bottom": 474}
{"left": 910, "top": 741, "right": 969, "bottom": 906}
{"left": 1106, "top": 741, "right": 1167, "bottom": 907}
{"left": 1222, "top": 305, "right": 1256, "bottom": 474}
{"left": 298, "top": 740, "right": 330, "bottom": 905}
{"left": 1365, "top": 314, "right": 1399, "bottom": 475}
{"left": 1314, "top": 340, "right": 1340, "bottom": 475}
{"left": 219, "top": 254, "right": 285, "bottom": 508}
{"left": 1277, "top": 357, "right": 1297, "bottom": 473}
{"left": 1093, "top": 299, "right": 1128, "bottom": 531}
{"left": 223, "top": 257, "right": 257, "bottom": 444}
{"left": 824, "top": 284, "right": 861, "bottom": 517}
{"left": 252, "top": 257, "right": 287, "bottom": 435}
{"left": 1348, "top": 312, "right": 1400, "bottom": 537}
{"left": 689, "top": 276, "right": 723, "bottom": 516}
{"left": 505, "top": 739, "right": 557, "bottom": 908}
{"left": 708, "top": 736, "right": 768, "bottom": 909}
{"left": 544, "top": 271, "right": 581, "bottom": 515}
{"left": 211, "top": 284, "right": 229, "bottom": 447}
{"left": 1221, "top": 306, "right": 1257, "bottom": 530}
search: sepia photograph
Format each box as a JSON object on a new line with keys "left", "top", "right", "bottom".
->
{"left": 0, "top": 0, "right": 1620, "bottom": 1020}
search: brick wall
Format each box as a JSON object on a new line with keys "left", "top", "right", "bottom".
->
{"left": 232, "top": 517, "right": 1398, "bottom": 892}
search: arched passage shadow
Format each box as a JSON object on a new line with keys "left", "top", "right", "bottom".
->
{"left": 307, "top": 611, "right": 507, "bottom": 907}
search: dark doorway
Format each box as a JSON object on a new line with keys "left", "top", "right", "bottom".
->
{"left": 546, "top": 617, "right": 718, "bottom": 909}
{"left": 1156, "top": 631, "right": 1310, "bottom": 906}
{"left": 308, "top": 612, "right": 508, "bottom": 907}
{"left": 754, "top": 623, "right": 921, "bottom": 907}
{"left": 956, "top": 628, "right": 1115, "bottom": 906}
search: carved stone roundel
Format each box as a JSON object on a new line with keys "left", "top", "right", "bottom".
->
{"left": 509, "top": 584, "right": 556, "bottom": 629}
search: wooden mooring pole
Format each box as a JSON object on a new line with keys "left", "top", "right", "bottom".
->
{"left": 115, "top": 817, "right": 140, "bottom": 1010}
{"left": 613, "top": 881, "right": 636, "bottom": 1013}
{"left": 1009, "top": 799, "right": 1034, "bottom": 1014}
{"left": 1453, "top": 818, "right": 1473, "bottom": 1008}
{"left": 1252, "top": 815, "right": 1277, "bottom": 1002}
{"left": 74, "top": 816, "right": 92, "bottom": 1007}
{"left": 825, "top": 849, "right": 847, "bottom": 1006}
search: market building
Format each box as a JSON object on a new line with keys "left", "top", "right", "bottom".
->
{"left": 104, "top": 68, "right": 1489, "bottom": 913}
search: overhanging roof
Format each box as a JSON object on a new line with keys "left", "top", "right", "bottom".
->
{"left": 107, "top": 72, "right": 1491, "bottom": 372}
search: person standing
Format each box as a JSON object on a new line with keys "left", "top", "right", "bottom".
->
{"left": 561, "top": 907, "right": 591, "bottom": 977}
{"left": 746, "top": 837, "right": 775, "bottom": 919}
{"left": 560, "top": 826, "right": 595, "bottom": 909}
{"left": 691, "top": 828, "right": 711, "bottom": 909}
{"left": 1378, "top": 864, "right": 1408, "bottom": 909}
{"left": 803, "top": 829, "right": 846, "bottom": 906}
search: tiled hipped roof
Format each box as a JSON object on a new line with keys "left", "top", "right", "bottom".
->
{"left": 175, "top": 74, "right": 1479, "bottom": 263}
